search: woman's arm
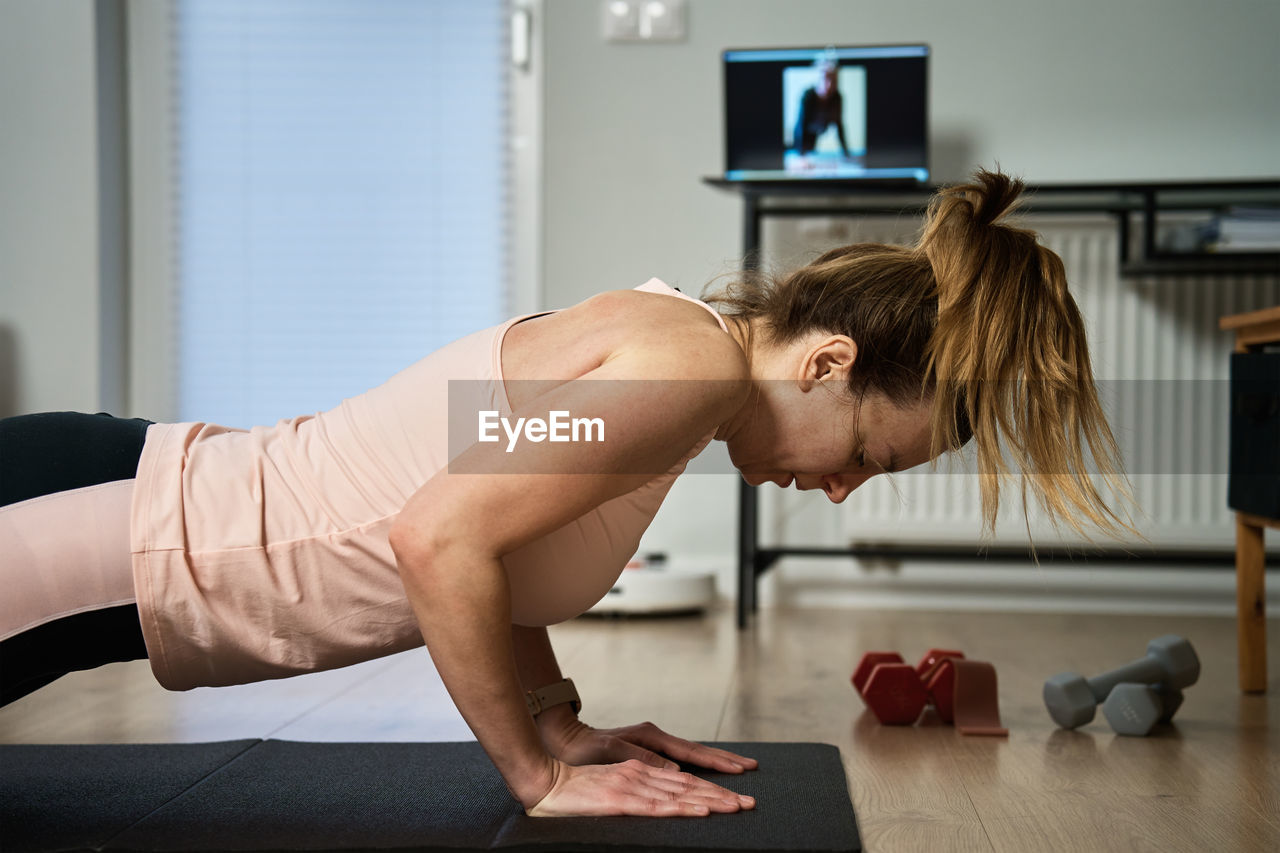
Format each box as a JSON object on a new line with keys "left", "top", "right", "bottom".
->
{"left": 512, "top": 624, "right": 565, "bottom": 700}
{"left": 509, "top": 623, "right": 588, "bottom": 761}
{"left": 394, "top": 542, "right": 553, "bottom": 804}
{"left": 390, "top": 342, "right": 751, "bottom": 815}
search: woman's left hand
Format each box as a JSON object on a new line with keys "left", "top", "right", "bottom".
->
{"left": 536, "top": 707, "right": 758, "bottom": 775}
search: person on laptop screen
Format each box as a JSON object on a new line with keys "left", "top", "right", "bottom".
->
{"left": 790, "top": 57, "right": 854, "bottom": 171}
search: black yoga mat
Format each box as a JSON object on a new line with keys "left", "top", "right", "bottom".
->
{"left": 0, "top": 740, "right": 861, "bottom": 853}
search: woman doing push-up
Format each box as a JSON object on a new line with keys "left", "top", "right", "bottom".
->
{"left": 0, "top": 171, "right": 1127, "bottom": 818}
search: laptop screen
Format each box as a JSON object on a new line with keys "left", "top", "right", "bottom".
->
{"left": 722, "top": 44, "right": 929, "bottom": 184}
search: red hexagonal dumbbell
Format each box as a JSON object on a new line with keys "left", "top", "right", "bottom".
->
{"left": 862, "top": 663, "right": 930, "bottom": 725}
{"left": 924, "top": 658, "right": 959, "bottom": 723}
{"left": 853, "top": 649, "right": 968, "bottom": 726}
{"left": 916, "top": 649, "right": 965, "bottom": 723}
{"left": 851, "top": 652, "right": 904, "bottom": 701}
{"left": 916, "top": 648, "right": 966, "bottom": 678}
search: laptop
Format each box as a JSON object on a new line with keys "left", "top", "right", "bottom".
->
{"left": 722, "top": 44, "right": 930, "bottom": 185}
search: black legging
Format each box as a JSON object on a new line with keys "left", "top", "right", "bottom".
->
{"left": 0, "top": 412, "right": 153, "bottom": 706}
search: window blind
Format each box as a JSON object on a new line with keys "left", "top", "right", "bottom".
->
{"left": 174, "top": 0, "right": 507, "bottom": 429}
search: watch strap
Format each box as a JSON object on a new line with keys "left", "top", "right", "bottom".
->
{"left": 524, "top": 678, "right": 581, "bottom": 716}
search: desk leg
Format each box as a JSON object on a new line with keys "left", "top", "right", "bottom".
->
{"left": 737, "top": 480, "right": 758, "bottom": 629}
{"left": 1235, "top": 513, "right": 1267, "bottom": 693}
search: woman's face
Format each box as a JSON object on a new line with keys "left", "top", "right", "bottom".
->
{"left": 723, "top": 332, "right": 935, "bottom": 502}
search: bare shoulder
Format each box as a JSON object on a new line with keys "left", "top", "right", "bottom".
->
{"left": 504, "top": 287, "right": 748, "bottom": 387}
{"left": 584, "top": 288, "right": 748, "bottom": 381}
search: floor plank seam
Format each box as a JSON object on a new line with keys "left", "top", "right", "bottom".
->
{"left": 961, "top": 774, "right": 998, "bottom": 853}
{"left": 712, "top": 655, "right": 740, "bottom": 741}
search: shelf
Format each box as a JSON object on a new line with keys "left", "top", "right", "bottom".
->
{"left": 703, "top": 176, "right": 1280, "bottom": 204}
{"left": 705, "top": 177, "right": 1280, "bottom": 278}
{"left": 1122, "top": 255, "right": 1280, "bottom": 277}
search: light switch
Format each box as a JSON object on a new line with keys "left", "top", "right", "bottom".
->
{"left": 602, "top": 0, "right": 641, "bottom": 40}
{"left": 639, "top": 0, "right": 686, "bottom": 41}
{"left": 602, "top": 0, "right": 687, "bottom": 43}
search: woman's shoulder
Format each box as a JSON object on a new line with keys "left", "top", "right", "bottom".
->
{"left": 581, "top": 288, "right": 747, "bottom": 377}
{"left": 504, "top": 286, "right": 748, "bottom": 386}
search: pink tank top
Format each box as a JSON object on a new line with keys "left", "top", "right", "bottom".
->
{"left": 130, "top": 279, "right": 727, "bottom": 690}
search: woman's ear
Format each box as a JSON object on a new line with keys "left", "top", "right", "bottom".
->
{"left": 801, "top": 335, "right": 858, "bottom": 388}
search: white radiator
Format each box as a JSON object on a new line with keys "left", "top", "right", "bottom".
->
{"left": 760, "top": 214, "right": 1280, "bottom": 552}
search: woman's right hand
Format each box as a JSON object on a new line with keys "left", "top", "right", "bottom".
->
{"left": 525, "top": 758, "right": 755, "bottom": 818}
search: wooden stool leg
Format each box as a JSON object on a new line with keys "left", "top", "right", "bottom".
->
{"left": 1235, "top": 514, "right": 1267, "bottom": 693}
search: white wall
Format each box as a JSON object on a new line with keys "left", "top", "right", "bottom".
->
{"left": 0, "top": 0, "right": 112, "bottom": 417}
{"left": 535, "top": 0, "right": 1280, "bottom": 568}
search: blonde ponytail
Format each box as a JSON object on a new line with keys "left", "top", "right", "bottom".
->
{"left": 919, "top": 170, "right": 1131, "bottom": 536}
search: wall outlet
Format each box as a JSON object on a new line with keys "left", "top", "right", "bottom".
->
{"left": 601, "top": 0, "right": 687, "bottom": 43}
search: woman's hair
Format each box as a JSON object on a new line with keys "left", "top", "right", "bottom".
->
{"left": 703, "top": 169, "right": 1131, "bottom": 537}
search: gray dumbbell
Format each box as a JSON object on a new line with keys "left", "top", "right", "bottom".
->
{"left": 1102, "top": 683, "right": 1184, "bottom": 736}
{"left": 1043, "top": 635, "right": 1200, "bottom": 730}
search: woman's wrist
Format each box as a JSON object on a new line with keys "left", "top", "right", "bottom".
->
{"left": 533, "top": 702, "right": 583, "bottom": 753}
{"left": 509, "top": 696, "right": 579, "bottom": 803}
{"left": 511, "top": 752, "right": 562, "bottom": 809}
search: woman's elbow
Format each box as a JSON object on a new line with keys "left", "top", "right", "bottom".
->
{"left": 389, "top": 518, "right": 508, "bottom": 612}
{"left": 388, "top": 517, "right": 446, "bottom": 576}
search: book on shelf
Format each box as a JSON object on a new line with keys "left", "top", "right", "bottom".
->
{"left": 1210, "top": 206, "right": 1280, "bottom": 253}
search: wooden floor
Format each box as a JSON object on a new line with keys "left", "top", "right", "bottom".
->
{"left": 2, "top": 605, "right": 1277, "bottom": 852}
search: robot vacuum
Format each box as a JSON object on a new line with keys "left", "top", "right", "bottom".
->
{"left": 587, "top": 554, "right": 717, "bottom": 616}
